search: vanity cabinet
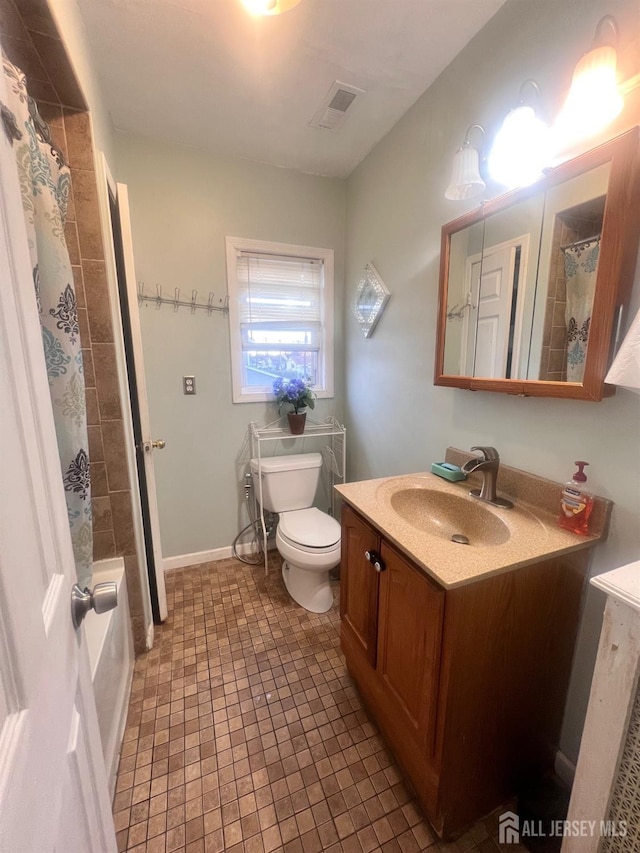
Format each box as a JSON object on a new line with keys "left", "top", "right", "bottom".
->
{"left": 340, "top": 502, "right": 590, "bottom": 839}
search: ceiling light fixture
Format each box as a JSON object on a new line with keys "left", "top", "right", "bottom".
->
{"left": 488, "top": 80, "right": 550, "bottom": 189}
{"left": 554, "top": 15, "right": 623, "bottom": 144}
{"left": 444, "top": 124, "right": 486, "bottom": 201}
{"left": 240, "top": 0, "right": 302, "bottom": 15}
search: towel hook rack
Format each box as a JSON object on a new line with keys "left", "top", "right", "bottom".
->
{"left": 137, "top": 281, "right": 229, "bottom": 315}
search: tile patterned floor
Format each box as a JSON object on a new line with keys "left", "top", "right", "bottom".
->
{"left": 113, "top": 557, "right": 528, "bottom": 853}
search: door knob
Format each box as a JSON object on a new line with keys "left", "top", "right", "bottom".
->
{"left": 71, "top": 582, "right": 118, "bottom": 629}
{"left": 141, "top": 439, "right": 166, "bottom": 452}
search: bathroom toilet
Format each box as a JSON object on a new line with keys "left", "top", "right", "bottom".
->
{"left": 250, "top": 452, "right": 341, "bottom": 613}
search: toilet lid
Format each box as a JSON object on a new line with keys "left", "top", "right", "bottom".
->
{"left": 279, "top": 508, "right": 341, "bottom": 548}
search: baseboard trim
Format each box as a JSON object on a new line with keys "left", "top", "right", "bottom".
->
{"left": 555, "top": 749, "right": 576, "bottom": 787}
{"left": 163, "top": 548, "right": 231, "bottom": 572}
{"left": 163, "top": 542, "right": 275, "bottom": 573}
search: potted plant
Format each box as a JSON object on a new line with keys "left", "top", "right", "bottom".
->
{"left": 273, "top": 376, "right": 316, "bottom": 434}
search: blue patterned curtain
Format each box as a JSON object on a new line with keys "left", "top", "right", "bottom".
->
{"left": 3, "top": 59, "right": 92, "bottom": 587}
{"left": 564, "top": 238, "right": 600, "bottom": 383}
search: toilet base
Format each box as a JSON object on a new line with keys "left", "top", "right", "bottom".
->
{"left": 281, "top": 560, "right": 333, "bottom": 614}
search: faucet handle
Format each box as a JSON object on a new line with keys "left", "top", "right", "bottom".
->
{"left": 470, "top": 445, "right": 500, "bottom": 461}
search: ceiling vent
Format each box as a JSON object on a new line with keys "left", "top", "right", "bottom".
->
{"left": 310, "top": 81, "right": 366, "bottom": 130}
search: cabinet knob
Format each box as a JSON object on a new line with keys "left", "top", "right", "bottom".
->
{"left": 365, "top": 549, "right": 385, "bottom": 572}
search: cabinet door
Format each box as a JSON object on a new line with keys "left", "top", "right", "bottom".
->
{"left": 377, "top": 542, "right": 444, "bottom": 746}
{"left": 340, "top": 505, "right": 380, "bottom": 667}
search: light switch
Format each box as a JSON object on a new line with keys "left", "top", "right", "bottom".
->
{"left": 183, "top": 376, "right": 196, "bottom": 395}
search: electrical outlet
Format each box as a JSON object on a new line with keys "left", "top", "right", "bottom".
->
{"left": 183, "top": 376, "right": 196, "bottom": 395}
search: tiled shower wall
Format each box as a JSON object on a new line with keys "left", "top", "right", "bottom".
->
{"left": 0, "top": 0, "right": 147, "bottom": 652}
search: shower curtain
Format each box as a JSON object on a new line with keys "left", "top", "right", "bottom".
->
{"left": 564, "top": 238, "right": 600, "bottom": 383}
{"left": 3, "top": 58, "right": 92, "bottom": 587}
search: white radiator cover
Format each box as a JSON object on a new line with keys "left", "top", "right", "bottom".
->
{"left": 563, "top": 562, "right": 640, "bottom": 853}
{"left": 601, "top": 677, "right": 640, "bottom": 852}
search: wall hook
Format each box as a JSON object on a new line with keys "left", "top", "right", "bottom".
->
{"left": 135, "top": 281, "right": 229, "bottom": 316}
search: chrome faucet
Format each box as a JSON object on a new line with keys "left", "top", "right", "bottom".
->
{"left": 461, "top": 446, "right": 514, "bottom": 509}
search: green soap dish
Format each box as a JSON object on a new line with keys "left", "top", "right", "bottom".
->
{"left": 431, "top": 462, "right": 467, "bottom": 482}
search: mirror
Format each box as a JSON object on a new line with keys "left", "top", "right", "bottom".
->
{"left": 435, "top": 128, "right": 640, "bottom": 400}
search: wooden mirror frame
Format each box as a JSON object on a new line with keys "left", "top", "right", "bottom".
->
{"left": 434, "top": 128, "right": 640, "bottom": 400}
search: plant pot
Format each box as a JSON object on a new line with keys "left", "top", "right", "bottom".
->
{"left": 287, "top": 412, "right": 306, "bottom": 435}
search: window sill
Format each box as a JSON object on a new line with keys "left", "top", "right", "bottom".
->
{"left": 232, "top": 388, "right": 334, "bottom": 405}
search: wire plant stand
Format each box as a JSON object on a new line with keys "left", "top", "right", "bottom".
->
{"left": 249, "top": 416, "right": 347, "bottom": 575}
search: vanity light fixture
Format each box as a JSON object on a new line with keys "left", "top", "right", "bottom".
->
{"left": 444, "top": 124, "right": 486, "bottom": 201}
{"left": 555, "top": 16, "right": 623, "bottom": 144}
{"left": 240, "top": 0, "right": 302, "bottom": 15}
{"left": 488, "top": 79, "right": 551, "bottom": 189}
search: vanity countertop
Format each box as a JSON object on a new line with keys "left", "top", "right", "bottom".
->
{"left": 335, "top": 456, "right": 612, "bottom": 589}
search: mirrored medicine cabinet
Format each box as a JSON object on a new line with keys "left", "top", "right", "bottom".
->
{"left": 434, "top": 128, "right": 640, "bottom": 400}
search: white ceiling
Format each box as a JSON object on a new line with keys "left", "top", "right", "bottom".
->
{"left": 76, "top": 0, "right": 507, "bottom": 178}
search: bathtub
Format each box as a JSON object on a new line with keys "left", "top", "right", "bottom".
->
{"left": 85, "top": 558, "right": 134, "bottom": 798}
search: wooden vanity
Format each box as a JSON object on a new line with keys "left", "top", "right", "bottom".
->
{"left": 336, "top": 455, "right": 612, "bottom": 839}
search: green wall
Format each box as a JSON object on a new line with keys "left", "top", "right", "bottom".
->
{"left": 116, "top": 134, "right": 346, "bottom": 558}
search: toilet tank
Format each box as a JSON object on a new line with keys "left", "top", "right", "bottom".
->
{"left": 250, "top": 452, "right": 322, "bottom": 513}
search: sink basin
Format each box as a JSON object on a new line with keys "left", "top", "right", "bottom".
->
{"left": 336, "top": 470, "right": 581, "bottom": 588}
{"left": 388, "top": 487, "right": 511, "bottom": 546}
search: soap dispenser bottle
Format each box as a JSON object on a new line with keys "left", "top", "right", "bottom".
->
{"left": 558, "top": 461, "right": 593, "bottom": 536}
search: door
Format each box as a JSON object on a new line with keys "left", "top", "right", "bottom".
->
{"left": 465, "top": 244, "right": 517, "bottom": 378}
{"left": 103, "top": 175, "right": 168, "bottom": 622}
{"left": 377, "top": 542, "right": 443, "bottom": 749}
{"left": 0, "top": 72, "right": 116, "bottom": 851}
{"left": 340, "top": 505, "right": 380, "bottom": 666}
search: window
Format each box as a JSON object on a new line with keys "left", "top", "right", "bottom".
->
{"left": 226, "top": 237, "right": 334, "bottom": 403}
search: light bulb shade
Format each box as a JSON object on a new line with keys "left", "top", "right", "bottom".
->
{"left": 444, "top": 145, "right": 485, "bottom": 200}
{"left": 241, "top": 0, "right": 302, "bottom": 14}
{"left": 488, "top": 105, "right": 551, "bottom": 188}
{"left": 555, "top": 45, "right": 623, "bottom": 142}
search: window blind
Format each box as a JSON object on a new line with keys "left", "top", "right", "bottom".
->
{"left": 237, "top": 253, "right": 324, "bottom": 352}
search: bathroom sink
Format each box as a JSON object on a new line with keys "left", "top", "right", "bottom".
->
{"left": 336, "top": 466, "right": 596, "bottom": 588}
{"left": 388, "top": 487, "right": 511, "bottom": 546}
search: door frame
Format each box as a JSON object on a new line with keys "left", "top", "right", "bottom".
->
{"left": 95, "top": 152, "right": 165, "bottom": 629}
{"left": 110, "top": 177, "right": 168, "bottom": 622}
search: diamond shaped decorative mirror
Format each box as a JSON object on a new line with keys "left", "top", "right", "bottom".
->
{"left": 354, "top": 262, "right": 390, "bottom": 338}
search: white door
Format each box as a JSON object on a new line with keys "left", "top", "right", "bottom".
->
{"left": 112, "top": 181, "right": 167, "bottom": 620}
{"left": 0, "top": 72, "right": 116, "bottom": 852}
{"left": 465, "top": 244, "right": 516, "bottom": 377}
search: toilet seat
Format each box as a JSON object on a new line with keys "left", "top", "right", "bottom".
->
{"left": 278, "top": 508, "right": 341, "bottom": 550}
